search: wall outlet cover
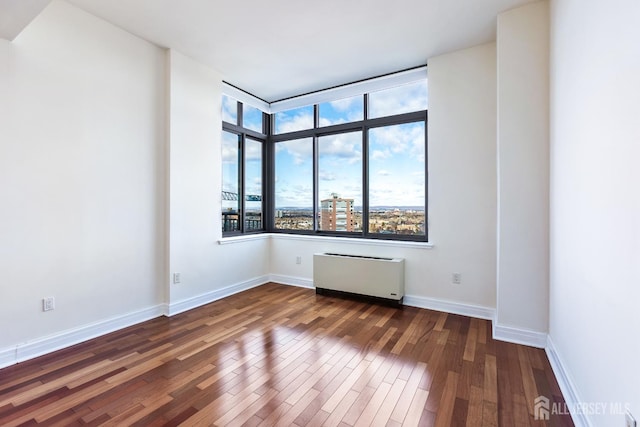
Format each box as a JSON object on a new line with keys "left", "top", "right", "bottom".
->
{"left": 452, "top": 272, "right": 462, "bottom": 285}
{"left": 43, "top": 297, "right": 55, "bottom": 312}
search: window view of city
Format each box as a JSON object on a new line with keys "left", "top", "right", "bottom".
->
{"left": 274, "top": 204, "right": 425, "bottom": 235}
{"left": 223, "top": 77, "right": 428, "bottom": 239}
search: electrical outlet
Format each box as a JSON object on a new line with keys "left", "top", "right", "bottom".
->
{"left": 296, "top": 256, "right": 302, "bottom": 265}
{"left": 452, "top": 272, "right": 462, "bottom": 285}
{"left": 42, "top": 297, "right": 55, "bottom": 312}
{"left": 173, "top": 273, "right": 181, "bottom": 284}
{"left": 626, "top": 411, "right": 636, "bottom": 427}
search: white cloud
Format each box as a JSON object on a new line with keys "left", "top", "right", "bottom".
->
{"left": 319, "top": 170, "right": 336, "bottom": 181}
{"left": 275, "top": 183, "right": 313, "bottom": 207}
{"left": 368, "top": 80, "right": 428, "bottom": 119}
{"left": 222, "top": 132, "right": 238, "bottom": 163}
{"left": 368, "top": 182, "right": 425, "bottom": 207}
{"left": 222, "top": 144, "right": 236, "bottom": 163}
{"left": 378, "top": 170, "right": 391, "bottom": 176}
{"left": 369, "top": 122, "right": 425, "bottom": 162}
{"left": 318, "top": 95, "right": 364, "bottom": 127}
{"left": 245, "top": 139, "right": 262, "bottom": 162}
{"left": 222, "top": 95, "right": 237, "bottom": 124}
{"left": 319, "top": 116, "right": 346, "bottom": 127}
{"left": 329, "top": 96, "right": 358, "bottom": 112}
{"left": 371, "top": 149, "right": 391, "bottom": 161}
{"left": 277, "top": 138, "right": 313, "bottom": 166}
{"left": 246, "top": 179, "right": 262, "bottom": 195}
{"left": 318, "top": 132, "right": 361, "bottom": 164}
{"left": 275, "top": 108, "right": 313, "bottom": 134}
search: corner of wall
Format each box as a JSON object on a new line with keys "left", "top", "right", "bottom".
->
{"left": 495, "top": 0, "right": 550, "bottom": 337}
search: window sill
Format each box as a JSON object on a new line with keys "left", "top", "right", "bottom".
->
{"left": 218, "top": 234, "right": 271, "bottom": 245}
{"left": 219, "top": 233, "right": 433, "bottom": 249}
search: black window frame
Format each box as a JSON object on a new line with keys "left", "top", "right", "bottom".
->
{"left": 222, "top": 99, "right": 269, "bottom": 236}
{"left": 269, "top": 97, "right": 428, "bottom": 242}
{"left": 222, "top": 77, "right": 428, "bottom": 242}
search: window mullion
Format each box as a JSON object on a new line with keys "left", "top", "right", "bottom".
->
{"left": 264, "top": 126, "right": 273, "bottom": 232}
{"left": 239, "top": 133, "right": 246, "bottom": 233}
{"left": 362, "top": 124, "right": 369, "bottom": 237}
{"left": 364, "top": 93, "right": 369, "bottom": 120}
{"left": 313, "top": 135, "right": 319, "bottom": 232}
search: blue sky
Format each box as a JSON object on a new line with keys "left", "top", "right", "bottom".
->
{"left": 223, "top": 80, "right": 428, "bottom": 210}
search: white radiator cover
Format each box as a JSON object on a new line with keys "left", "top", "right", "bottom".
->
{"left": 313, "top": 253, "right": 405, "bottom": 301}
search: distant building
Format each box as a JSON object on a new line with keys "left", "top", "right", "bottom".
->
{"left": 320, "top": 193, "right": 354, "bottom": 231}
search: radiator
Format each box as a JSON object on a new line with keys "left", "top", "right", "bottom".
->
{"left": 313, "top": 253, "right": 405, "bottom": 303}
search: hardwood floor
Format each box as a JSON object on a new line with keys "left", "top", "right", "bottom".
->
{"left": 0, "top": 283, "right": 573, "bottom": 426}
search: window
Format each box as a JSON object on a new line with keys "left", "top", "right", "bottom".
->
{"left": 243, "top": 104, "right": 264, "bottom": 133}
{"left": 244, "top": 138, "right": 263, "bottom": 231}
{"left": 222, "top": 131, "right": 241, "bottom": 232}
{"left": 221, "top": 96, "right": 267, "bottom": 235}
{"left": 270, "top": 85, "right": 427, "bottom": 241}
{"left": 368, "top": 122, "right": 426, "bottom": 236}
{"left": 317, "top": 131, "right": 363, "bottom": 232}
{"left": 274, "top": 138, "right": 313, "bottom": 230}
{"left": 222, "top": 67, "right": 428, "bottom": 241}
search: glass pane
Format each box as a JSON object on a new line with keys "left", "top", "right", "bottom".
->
{"left": 243, "top": 104, "right": 264, "bottom": 133}
{"left": 244, "top": 138, "right": 263, "bottom": 231}
{"left": 318, "top": 131, "right": 362, "bottom": 232}
{"left": 274, "top": 138, "right": 313, "bottom": 230}
{"left": 368, "top": 80, "right": 428, "bottom": 119}
{"left": 368, "top": 122, "right": 426, "bottom": 236}
{"left": 274, "top": 105, "right": 314, "bottom": 134}
{"left": 222, "top": 94, "right": 238, "bottom": 124}
{"left": 222, "top": 131, "right": 241, "bottom": 232}
{"left": 319, "top": 95, "right": 364, "bottom": 127}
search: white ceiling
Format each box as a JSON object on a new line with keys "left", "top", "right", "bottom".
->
{"left": 56, "top": 0, "right": 534, "bottom": 101}
{"left": 0, "top": 0, "right": 51, "bottom": 40}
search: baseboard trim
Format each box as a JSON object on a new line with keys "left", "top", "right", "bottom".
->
{"left": 267, "top": 274, "right": 314, "bottom": 289}
{"left": 492, "top": 323, "right": 547, "bottom": 348}
{"left": 403, "top": 294, "right": 495, "bottom": 321}
{"left": 0, "top": 305, "right": 164, "bottom": 369}
{"left": 166, "top": 275, "right": 270, "bottom": 316}
{"left": 0, "top": 347, "right": 16, "bottom": 369}
{"left": 545, "top": 335, "right": 590, "bottom": 427}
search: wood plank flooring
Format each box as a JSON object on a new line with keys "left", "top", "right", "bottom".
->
{"left": 0, "top": 283, "right": 573, "bottom": 426}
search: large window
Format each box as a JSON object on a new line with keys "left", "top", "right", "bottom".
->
{"left": 274, "top": 138, "right": 314, "bottom": 231}
{"left": 221, "top": 96, "right": 267, "bottom": 235}
{"left": 317, "top": 131, "right": 363, "bottom": 232}
{"left": 222, "top": 131, "right": 241, "bottom": 232}
{"left": 222, "top": 69, "right": 428, "bottom": 241}
{"left": 368, "top": 122, "right": 426, "bottom": 236}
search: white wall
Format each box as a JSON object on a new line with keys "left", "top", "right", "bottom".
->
{"left": 271, "top": 43, "right": 497, "bottom": 312}
{"left": 0, "top": 1, "right": 166, "bottom": 350}
{"left": 549, "top": 0, "right": 640, "bottom": 425}
{"left": 0, "top": 1, "right": 273, "bottom": 364}
{"left": 496, "top": 2, "right": 549, "bottom": 336}
{"left": 167, "top": 49, "right": 270, "bottom": 310}
{"left": 0, "top": 39, "right": 8, "bottom": 123}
